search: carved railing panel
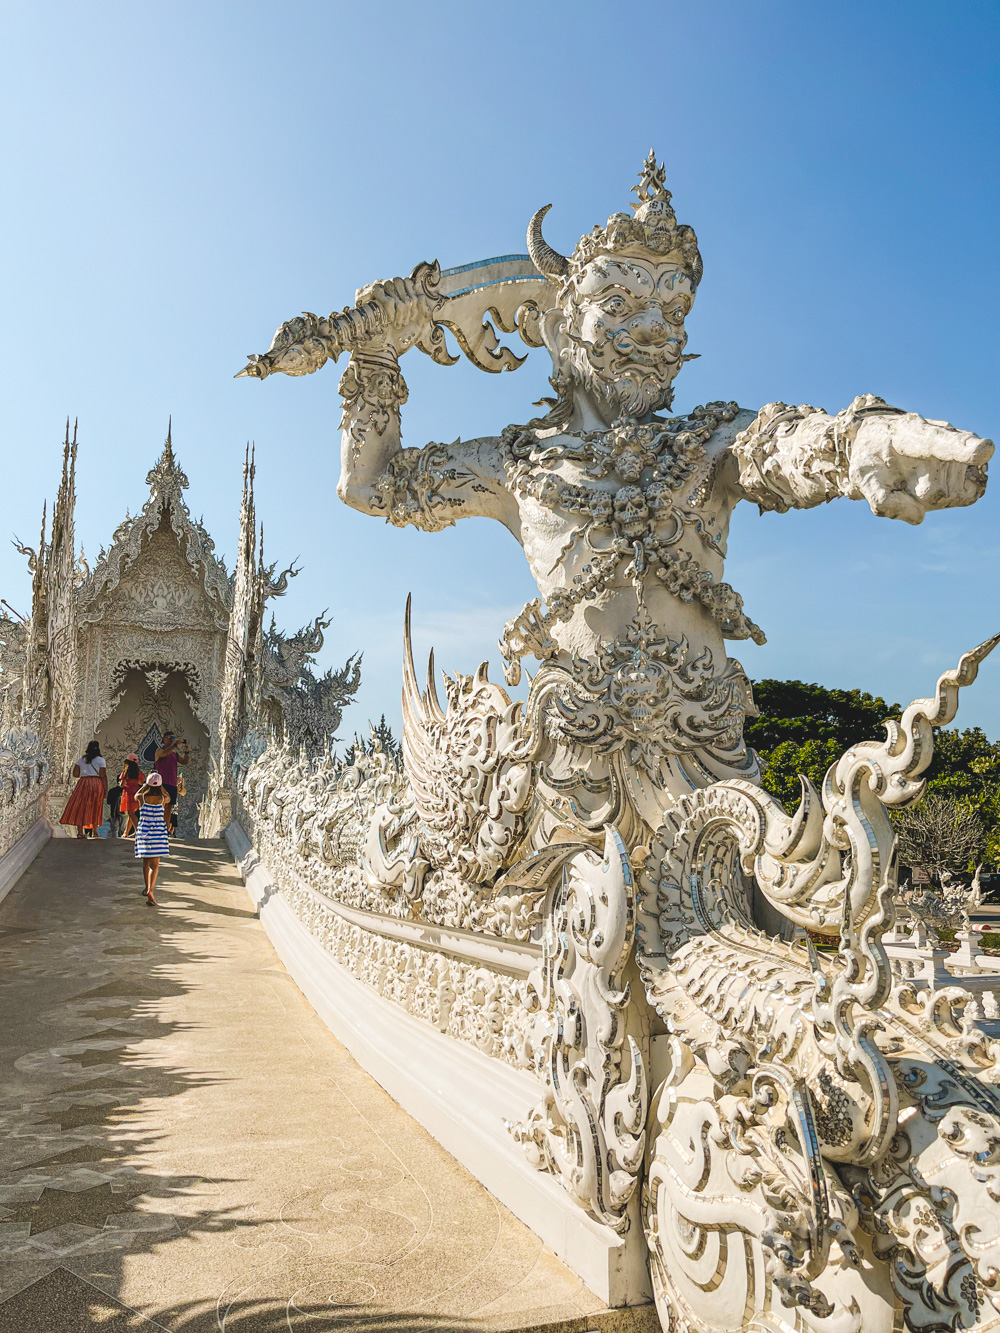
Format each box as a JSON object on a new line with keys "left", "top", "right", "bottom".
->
{"left": 0, "top": 726, "right": 49, "bottom": 860}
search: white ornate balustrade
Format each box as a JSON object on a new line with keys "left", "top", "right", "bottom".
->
{"left": 0, "top": 726, "right": 50, "bottom": 905}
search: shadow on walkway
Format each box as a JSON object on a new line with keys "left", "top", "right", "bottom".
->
{"left": 0, "top": 839, "right": 278, "bottom": 1326}
{"left": 0, "top": 837, "right": 622, "bottom": 1333}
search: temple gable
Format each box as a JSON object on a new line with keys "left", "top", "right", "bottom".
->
{"left": 87, "top": 517, "right": 227, "bottom": 634}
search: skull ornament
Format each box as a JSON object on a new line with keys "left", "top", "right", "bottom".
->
{"left": 613, "top": 486, "right": 650, "bottom": 539}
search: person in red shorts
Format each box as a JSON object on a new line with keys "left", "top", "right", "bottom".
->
{"left": 153, "top": 733, "right": 189, "bottom": 836}
{"left": 118, "top": 753, "right": 145, "bottom": 838}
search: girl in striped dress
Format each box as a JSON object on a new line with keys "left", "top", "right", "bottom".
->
{"left": 134, "top": 773, "right": 171, "bottom": 905}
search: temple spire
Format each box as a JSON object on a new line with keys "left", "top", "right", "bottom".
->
{"left": 145, "top": 418, "right": 189, "bottom": 497}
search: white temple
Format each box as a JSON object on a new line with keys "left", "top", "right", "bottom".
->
{"left": 1, "top": 422, "right": 359, "bottom": 838}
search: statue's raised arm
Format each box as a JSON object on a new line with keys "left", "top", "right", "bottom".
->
{"left": 731, "top": 394, "right": 992, "bottom": 523}
{"left": 237, "top": 257, "right": 554, "bottom": 536}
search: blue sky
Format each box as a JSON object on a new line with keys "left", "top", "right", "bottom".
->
{"left": 1, "top": 2, "right": 998, "bottom": 744}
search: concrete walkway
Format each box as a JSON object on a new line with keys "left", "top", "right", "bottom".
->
{"left": 0, "top": 839, "right": 647, "bottom": 1332}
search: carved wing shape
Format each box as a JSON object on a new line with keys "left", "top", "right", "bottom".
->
{"left": 401, "top": 596, "right": 535, "bottom": 882}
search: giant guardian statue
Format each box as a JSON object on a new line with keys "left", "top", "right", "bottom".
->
{"left": 239, "top": 157, "right": 1000, "bottom": 1333}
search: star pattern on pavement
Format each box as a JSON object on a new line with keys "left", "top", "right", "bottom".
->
{"left": 0, "top": 1181, "right": 144, "bottom": 1235}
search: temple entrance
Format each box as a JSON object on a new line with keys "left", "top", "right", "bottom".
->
{"left": 96, "top": 664, "right": 208, "bottom": 838}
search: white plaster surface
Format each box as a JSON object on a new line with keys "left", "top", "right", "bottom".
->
{"left": 0, "top": 817, "right": 51, "bottom": 907}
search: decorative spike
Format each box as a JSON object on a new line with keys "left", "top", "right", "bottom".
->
{"left": 425, "top": 648, "right": 446, "bottom": 723}
{"left": 401, "top": 595, "right": 422, "bottom": 721}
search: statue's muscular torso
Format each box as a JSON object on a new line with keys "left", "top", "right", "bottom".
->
{"left": 362, "top": 399, "right": 763, "bottom": 684}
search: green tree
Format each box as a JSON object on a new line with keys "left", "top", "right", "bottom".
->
{"left": 748, "top": 680, "right": 901, "bottom": 808}
{"left": 749, "top": 682, "right": 1000, "bottom": 869}
{"left": 747, "top": 680, "right": 901, "bottom": 753}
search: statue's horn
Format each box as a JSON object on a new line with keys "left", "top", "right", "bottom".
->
{"left": 527, "top": 205, "right": 570, "bottom": 282}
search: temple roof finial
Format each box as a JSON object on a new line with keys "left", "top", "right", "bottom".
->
{"left": 146, "top": 418, "right": 189, "bottom": 496}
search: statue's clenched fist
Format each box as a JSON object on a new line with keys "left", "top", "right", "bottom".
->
{"left": 848, "top": 414, "right": 993, "bottom": 525}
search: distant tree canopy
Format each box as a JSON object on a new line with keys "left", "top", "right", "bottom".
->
{"left": 894, "top": 796, "right": 985, "bottom": 881}
{"left": 750, "top": 679, "right": 1000, "bottom": 870}
{"left": 747, "top": 681, "right": 901, "bottom": 809}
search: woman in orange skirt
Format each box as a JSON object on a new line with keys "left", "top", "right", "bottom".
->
{"left": 119, "top": 754, "right": 145, "bottom": 838}
{"left": 60, "top": 740, "right": 108, "bottom": 839}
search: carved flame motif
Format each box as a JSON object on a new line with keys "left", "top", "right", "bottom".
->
{"left": 401, "top": 596, "right": 535, "bottom": 883}
{"left": 510, "top": 827, "right": 648, "bottom": 1232}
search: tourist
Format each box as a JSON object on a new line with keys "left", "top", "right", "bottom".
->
{"left": 134, "top": 772, "right": 170, "bottom": 905}
{"left": 59, "top": 740, "right": 108, "bottom": 839}
{"left": 105, "top": 779, "right": 123, "bottom": 838}
{"left": 119, "top": 754, "right": 145, "bottom": 838}
{"left": 154, "top": 732, "right": 189, "bottom": 836}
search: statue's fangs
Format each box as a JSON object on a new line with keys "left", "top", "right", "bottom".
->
{"left": 240, "top": 153, "right": 1000, "bottom": 1331}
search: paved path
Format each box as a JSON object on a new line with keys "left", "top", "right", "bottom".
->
{"left": 0, "top": 839, "right": 639, "bottom": 1332}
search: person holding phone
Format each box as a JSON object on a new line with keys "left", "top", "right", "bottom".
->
{"left": 153, "top": 733, "right": 189, "bottom": 836}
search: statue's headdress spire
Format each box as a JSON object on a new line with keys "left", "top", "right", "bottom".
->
{"left": 630, "top": 149, "right": 670, "bottom": 211}
{"left": 527, "top": 151, "right": 702, "bottom": 289}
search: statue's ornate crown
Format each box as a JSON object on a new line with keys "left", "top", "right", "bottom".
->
{"left": 527, "top": 151, "right": 703, "bottom": 289}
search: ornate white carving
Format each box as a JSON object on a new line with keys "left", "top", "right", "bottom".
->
{"left": 899, "top": 868, "right": 984, "bottom": 935}
{"left": 401, "top": 597, "right": 534, "bottom": 882}
{"left": 77, "top": 433, "right": 232, "bottom": 629}
{"left": 238, "top": 155, "right": 997, "bottom": 1326}
{"left": 0, "top": 723, "right": 49, "bottom": 858}
{"left": 511, "top": 828, "right": 647, "bottom": 1233}
{"left": 635, "top": 643, "right": 1000, "bottom": 1330}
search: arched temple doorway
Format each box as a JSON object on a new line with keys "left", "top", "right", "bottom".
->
{"left": 96, "top": 664, "right": 208, "bottom": 838}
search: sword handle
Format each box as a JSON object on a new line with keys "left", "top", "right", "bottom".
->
{"left": 237, "top": 261, "right": 448, "bottom": 380}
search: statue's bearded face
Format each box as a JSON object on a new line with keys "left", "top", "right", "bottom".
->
{"left": 561, "top": 255, "right": 694, "bottom": 419}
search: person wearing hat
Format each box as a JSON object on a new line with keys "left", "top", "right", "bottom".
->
{"left": 118, "top": 754, "right": 145, "bottom": 838}
{"left": 134, "top": 772, "right": 171, "bottom": 905}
